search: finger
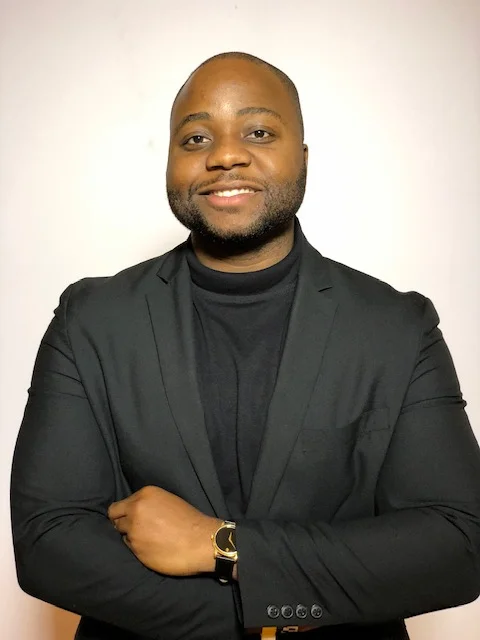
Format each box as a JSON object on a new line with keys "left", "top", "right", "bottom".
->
{"left": 108, "top": 500, "right": 128, "bottom": 521}
{"left": 113, "top": 517, "right": 129, "bottom": 535}
{"left": 123, "top": 536, "right": 133, "bottom": 551}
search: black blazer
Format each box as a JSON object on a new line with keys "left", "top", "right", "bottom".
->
{"left": 11, "top": 230, "right": 480, "bottom": 640}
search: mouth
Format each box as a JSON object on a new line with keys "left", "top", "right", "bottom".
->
{"left": 202, "top": 190, "right": 260, "bottom": 208}
{"left": 197, "top": 183, "right": 262, "bottom": 208}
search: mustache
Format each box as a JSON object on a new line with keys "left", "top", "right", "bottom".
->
{"left": 189, "top": 174, "right": 266, "bottom": 197}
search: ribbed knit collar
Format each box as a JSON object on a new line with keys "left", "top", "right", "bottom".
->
{"left": 186, "top": 220, "right": 301, "bottom": 296}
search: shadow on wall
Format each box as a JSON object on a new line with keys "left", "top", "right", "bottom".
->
{"left": 52, "top": 607, "right": 79, "bottom": 640}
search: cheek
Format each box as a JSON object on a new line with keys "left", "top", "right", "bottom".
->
{"left": 166, "top": 153, "right": 202, "bottom": 190}
{"left": 259, "top": 147, "right": 305, "bottom": 183}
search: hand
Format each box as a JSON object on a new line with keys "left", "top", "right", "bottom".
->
{"left": 108, "top": 486, "right": 222, "bottom": 576}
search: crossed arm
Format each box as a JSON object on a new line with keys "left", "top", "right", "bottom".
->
{"left": 11, "top": 290, "right": 480, "bottom": 637}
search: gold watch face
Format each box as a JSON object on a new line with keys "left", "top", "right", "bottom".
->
{"left": 215, "top": 524, "right": 237, "bottom": 559}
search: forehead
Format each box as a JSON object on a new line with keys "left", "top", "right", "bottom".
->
{"left": 171, "top": 59, "right": 295, "bottom": 126}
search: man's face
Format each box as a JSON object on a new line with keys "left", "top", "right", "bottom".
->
{"left": 166, "top": 58, "right": 307, "bottom": 247}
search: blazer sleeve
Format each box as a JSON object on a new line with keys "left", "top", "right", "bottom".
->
{"left": 10, "top": 286, "right": 242, "bottom": 640}
{"left": 236, "top": 297, "right": 480, "bottom": 629}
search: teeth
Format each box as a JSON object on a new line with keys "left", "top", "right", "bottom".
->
{"left": 212, "top": 188, "right": 255, "bottom": 197}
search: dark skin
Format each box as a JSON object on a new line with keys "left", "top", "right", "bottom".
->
{"left": 108, "top": 58, "right": 308, "bottom": 583}
{"left": 108, "top": 485, "right": 221, "bottom": 576}
{"left": 167, "top": 57, "right": 308, "bottom": 271}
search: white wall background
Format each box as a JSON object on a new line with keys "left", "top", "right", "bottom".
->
{"left": 1, "top": 1, "right": 479, "bottom": 638}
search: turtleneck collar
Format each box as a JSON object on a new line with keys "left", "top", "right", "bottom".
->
{"left": 186, "top": 220, "right": 301, "bottom": 296}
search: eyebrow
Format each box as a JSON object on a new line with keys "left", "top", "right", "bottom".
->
{"left": 173, "top": 106, "right": 284, "bottom": 136}
{"left": 237, "top": 106, "right": 284, "bottom": 122}
{"left": 173, "top": 111, "right": 211, "bottom": 136}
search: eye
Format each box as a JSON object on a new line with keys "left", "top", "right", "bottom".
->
{"left": 246, "top": 129, "right": 272, "bottom": 141}
{"left": 183, "top": 135, "right": 210, "bottom": 146}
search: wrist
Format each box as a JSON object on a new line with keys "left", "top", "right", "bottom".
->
{"left": 195, "top": 516, "right": 223, "bottom": 574}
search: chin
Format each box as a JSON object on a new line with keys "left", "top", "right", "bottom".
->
{"left": 199, "top": 211, "right": 262, "bottom": 239}
{"left": 196, "top": 214, "right": 293, "bottom": 253}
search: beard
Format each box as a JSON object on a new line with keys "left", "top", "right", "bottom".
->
{"left": 167, "top": 163, "right": 307, "bottom": 254}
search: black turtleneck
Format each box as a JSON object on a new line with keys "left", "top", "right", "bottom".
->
{"left": 187, "top": 229, "right": 301, "bottom": 518}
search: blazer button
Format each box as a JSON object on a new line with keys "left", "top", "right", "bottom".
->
{"left": 267, "top": 605, "right": 280, "bottom": 619}
{"left": 296, "top": 604, "right": 308, "bottom": 619}
{"left": 281, "top": 605, "right": 294, "bottom": 619}
{"left": 311, "top": 604, "right": 323, "bottom": 619}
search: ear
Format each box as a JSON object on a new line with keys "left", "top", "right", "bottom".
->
{"left": 303, "top": 144, "right": 309, "bottom": 168}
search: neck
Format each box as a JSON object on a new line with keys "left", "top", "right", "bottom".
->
{"left": 191, "top": 220, "right": 295, "bottom": 273}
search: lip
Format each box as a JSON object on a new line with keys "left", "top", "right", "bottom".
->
{"left": 202, "top": 191, "right": 261, "bottom": 208}
{"left": 197, "top": 181, "right": 263, "bottom": 195}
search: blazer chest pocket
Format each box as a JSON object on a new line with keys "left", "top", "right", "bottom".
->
{"left": 287, "top": 408, "right": 390, "bottom": 517}
{"left": 300, "top": 407, "right": 389, "bottom": 454}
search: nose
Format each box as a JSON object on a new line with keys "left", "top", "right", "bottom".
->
{"left": 206, "top": 136, "right": 251, "bottom": 171}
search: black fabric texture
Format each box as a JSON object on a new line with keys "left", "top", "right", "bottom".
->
{"left": 11, "top": 223, "right": 480, "bottom": 640}
{"left": 187, "top": 230, "right": 300, "bottom": 517}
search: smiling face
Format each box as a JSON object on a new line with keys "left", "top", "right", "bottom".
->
{"left": 166, "top": 57, "right": 307, "bottom": 251}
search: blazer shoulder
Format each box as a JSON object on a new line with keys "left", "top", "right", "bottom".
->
{"left": 322, "top": 255, "right": 429, "bottom": 325}
{"left": 57, "top": 243, "right": 185, "bottom": 318}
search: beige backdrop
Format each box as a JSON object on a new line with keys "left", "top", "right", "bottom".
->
{"left": 1, "top": 1, "right": 479, "bottom": 638}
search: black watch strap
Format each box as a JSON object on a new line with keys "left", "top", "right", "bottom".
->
{"left": 215, "top": 555, "right": 236, "bottom": 583}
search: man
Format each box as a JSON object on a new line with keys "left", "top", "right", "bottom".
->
{"left": 11, "top": 52, "right": 480, "bottom": 640}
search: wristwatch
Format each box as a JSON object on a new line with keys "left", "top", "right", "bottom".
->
{"left": 212, "top": 520, "right": 238, "bottom": 583}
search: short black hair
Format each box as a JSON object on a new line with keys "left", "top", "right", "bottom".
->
{"left": 172, "top": 51, "right": 304, "bottom": 140}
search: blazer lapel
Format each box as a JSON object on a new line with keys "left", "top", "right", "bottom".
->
{"left": 146, "top": 245, "right": 228, "bottom": 518}
{"left": 246, "top": 240, "right": 338, "bottom": 518}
